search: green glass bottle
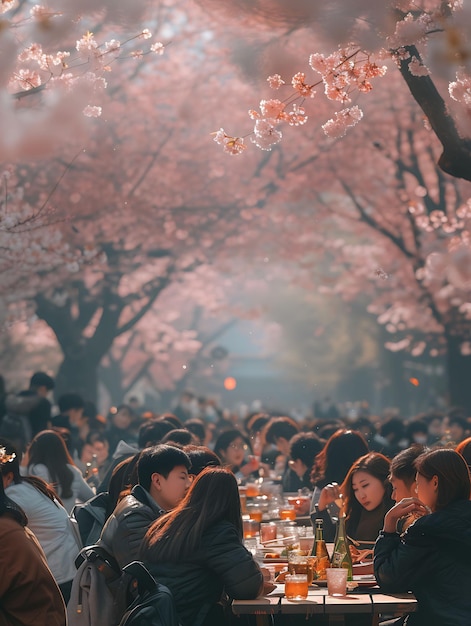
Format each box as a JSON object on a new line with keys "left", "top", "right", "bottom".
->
{"left": 310, "top": 518, "right": 330, "bottom": 580}
{"left": 331, "top": 510, "right": 353, "bottom": 580}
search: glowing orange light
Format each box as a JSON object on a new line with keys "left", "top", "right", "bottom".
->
{"left": 224, "top": 377, "right": 237, "bottom": 390}
{"left": 409, "top": 377, "right": 420, "bottom": 387}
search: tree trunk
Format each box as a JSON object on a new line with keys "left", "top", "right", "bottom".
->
{"left": 446, "top": 334, "right": 471, "bottom": 415}
{"left": 99, "top": 361, "right": 126, "bottom": 406}
{"left": 55, "top": 353, "right": 102, "bottom": 405}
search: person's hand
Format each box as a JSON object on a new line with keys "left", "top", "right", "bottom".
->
{"left": 350, "top": 545, "right": 374, "bottom": 564}
{"left": 383, "top": 497, "right": 430, "bottom": 533}
{"left": 318, "top": 482, "right": 340, "bottom": 511}
{"left": 262, "top": 581, "right": 277, "bottom": 595}
{"left": 241, "top": 455, "right": 260, "bottom": 477}
{"left": 294, "top": 498, "right": 310, "bottom": 516}
{"left": 259, "top": 567, "right": 276, "bottom": 596}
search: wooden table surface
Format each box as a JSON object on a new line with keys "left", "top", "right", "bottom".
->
{"left": 232, "top": 584, "right": 417, "bottom": 625}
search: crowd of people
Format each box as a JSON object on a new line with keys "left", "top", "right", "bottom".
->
{"left": 1, "top": 371, "right": 471, "bottom": 625}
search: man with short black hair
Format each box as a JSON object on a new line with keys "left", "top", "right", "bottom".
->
{"left": 100, "top": 444, "right": 192, "bottom": 568}
{"left": 2, "top": 371, "right": 55, "bottom": 450}
{"left": 50, "top": 393, "right": 86, "bottom": 458}
{"left": 264, "top": 417, "right": 300, "bottom": 492}
{"left": 52, "top": 393, "right": 85, "bottom": 429}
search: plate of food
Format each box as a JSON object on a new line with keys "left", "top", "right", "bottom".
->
{"left": 264, "top": 555, "right": 289, "bottom": 564}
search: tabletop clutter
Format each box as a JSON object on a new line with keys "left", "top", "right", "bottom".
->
{"left": 240, "top": 481, "right": 375, "bottom": 601}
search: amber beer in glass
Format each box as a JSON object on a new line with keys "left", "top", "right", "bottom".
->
{"left": 246, "top": 504, "right": 263, "bottom": 522}
{"left": 288, "top": 553, "right": 316, "bottom": 585}
{"left": 285, "top": 574, "right": 308, "bottom": 601}
{"left": 279, "top": 504, "right": 296, "bottom": 521}
{"left": 243, "top": 519, "right": 259, "bottom": 539}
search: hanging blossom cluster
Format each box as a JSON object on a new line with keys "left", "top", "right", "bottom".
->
{"left": 449, "top": 69, "right": 471, "bottom": 106}
{"left": 214, "top": 47, "right": 387, "bottom": 154}
{"left": 409, "top": 198, "right": 471, "bottom": 297}
{"left": 5, "top": 4, "right": 165, "bottom": 119}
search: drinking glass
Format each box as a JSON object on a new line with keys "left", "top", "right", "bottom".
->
{"left": 279, "top": 503, "right": 296, "bottom": 521}
{"left": 298, "top": 529, "right": 314, "bottom": 553}
{"left": 285, "top": 574, "right": 309, "bottom": 601}
{"left": 288, "top": 552, "right": 316, "bottom": 584}
{"left": 246, "top": 504, "right": 263, "bottom": 522}
{"left": 326, "top": 568, "right": 348, "bottom": 597}
{"left": 260, "top": 522, "right": 277, "bottom": 543}
{"left": 243, "top": 518, "right": 260, "bottom": 539}
{"left": 246, "top": 482, "right": 261, "bottom": 497}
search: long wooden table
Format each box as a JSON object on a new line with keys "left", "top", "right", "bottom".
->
{"left": 232, "top": 584, "right": 417, "bottom": 625}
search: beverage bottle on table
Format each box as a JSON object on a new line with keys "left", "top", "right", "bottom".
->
{"left": 310, "top": 518, "right": 330, "bottom": 580}
{"left": 331, "top": 508, "right": 353, "bottom": 581}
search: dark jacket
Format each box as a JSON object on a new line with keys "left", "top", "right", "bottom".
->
{"left": 100, "top": 485, "right": 164, "bottom": 569}
{"left": 15, "top": 390, "right": 51, "bottom": 437}
{"left": 145, "top": 520, "right": 263, "bottom": 626}
{"left": 374, "top": 499, "right": 471, "bottom": 626}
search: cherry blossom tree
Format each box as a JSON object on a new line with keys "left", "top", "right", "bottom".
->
{"left": 99, "top": 280, "right": 237, "bottom": 409}
{"left": 6, "top": 0, "right": 471, "bottom": 415}
{"left": 1, "top": 0, "right": 168, "bottom": 160}
{"left": 5, "top": 32, "right": 304, "bottom": 403}
{"left": 202, "top": 0, "right": 471, "bottom": 182}
{"left": 262, "top": 75, "right": 471, "bottom": 411}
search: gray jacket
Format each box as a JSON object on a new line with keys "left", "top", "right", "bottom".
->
{"left": 99, "top": 485, "right": 164, "bottom": 569}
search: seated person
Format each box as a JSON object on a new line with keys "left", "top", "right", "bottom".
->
{"left": 310, "top": 428, "right": 369, "bottom": 541}
{"left": 50, "top": 393, "right": 85, "bottom": 458}
{"left": 341, "top": 452, "right": 394, "bottom": 552}
{"left": 2, "top": 439, "right": 80, "bottom": 603}
{"left": 318, "top": 452, "right": 394, "bottom": 563}
{"left": 78, "top": 431, "right": 111, "bottom": 484}
{"left": 0, "top": 446, "right": 66, "bottom": 626}
{"left": 389, "top": 445, "right": 426, "bottom": 532}
{"left": 26, "top": 429, "right": 95, "bottom": 513}
{"left": 105, "top": 404, "right": 138, "bottom": 457}
{"left": 161, "top": 428, "right": 199, "bottom": 447}
{"left": 141, "top": 467, "right": 268, "bottom": 626}
{"left": 214, "top": 429, "right": 259, "bottom": 480}
{"left": 183, "top": 445, "right": 221, "bottom": 476}
{"left": 375, "top": 448, "right": 471, "bottom": 626}
{"left": 288, "top": 433, "right": 323, "bottom": 491}
{"left": 262, "top": 417, "right": 299, "bottom": 492}
{"left": 287, "top": 432, "right": 323, "bottom": 510}
{"left": 99, "top": 444, "right": 191, "bottom": 569}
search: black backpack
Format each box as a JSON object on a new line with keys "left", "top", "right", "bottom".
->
{"left": 119, "top": 562, "right": 181, "bottom": 626}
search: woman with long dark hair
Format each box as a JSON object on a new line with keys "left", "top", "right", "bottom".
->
{"left": 0, "top": 439, "right": 81, "bottom": 603}
{"left": 310, "top": 428, "right": 369, "bottom": 540}
{"left": 340, "top": 452, "right": 394, "bottom": 547}
{"left": 375, "top": 448, "right": 471, "bottom": 625}
{"left": 141, "top": 467, "right": 265, "bottom": 626}
{"left": 27, "top": 429, "right": 94, "bottom": 513}
{"left": 0, "top": 446, "right": 67, "bottom": 626}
